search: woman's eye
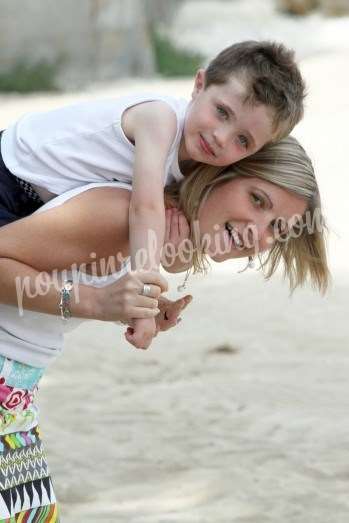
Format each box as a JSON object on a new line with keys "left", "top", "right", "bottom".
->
{"left": 251, "top": 193, "right": 263, "bottom": 207}
{"left": 216, "top": 105, "right": 228, "bottom": 119}
{"left": 238, "top": 135, "right": 249, "bottom": 149}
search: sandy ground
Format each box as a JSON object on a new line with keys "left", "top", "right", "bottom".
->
{"left": 1, "top": 49, "right": 349, "bottom": 523}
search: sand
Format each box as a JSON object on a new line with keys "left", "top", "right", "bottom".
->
{"left": 1, "top": 38, "right": 349, "bottom": 523}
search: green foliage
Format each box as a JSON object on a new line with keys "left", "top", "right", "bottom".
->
{"left": 152, "top": 31, "right": 203, "bottom": 77}
{"left": 0, "top": 60, "right": 60, "bottom": 93}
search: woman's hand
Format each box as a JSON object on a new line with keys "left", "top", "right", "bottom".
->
{"left": 90, "top": 270, "right": 168, "bottom": 322}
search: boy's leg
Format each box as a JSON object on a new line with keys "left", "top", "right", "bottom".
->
{"left": 0, "top": 206, "right": 21, "bottom": 227}
{"left": 0, "top": 130, "right": 44, "bottom": 228}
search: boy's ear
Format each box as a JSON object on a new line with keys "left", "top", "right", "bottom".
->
{"left": 192, "top": 69, "right": 206, "bottom": 98}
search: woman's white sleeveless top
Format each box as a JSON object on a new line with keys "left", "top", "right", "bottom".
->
{"left": 0, "top": 182, "right": 131, "bottom": 368}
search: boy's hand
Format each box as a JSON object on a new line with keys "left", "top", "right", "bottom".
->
{"left": 155, "top": 294, "right": 192, "bottom": 333}
{"left": 124, "top": 295, "right": 192, "bottom": 348}
{"left": 124, "top": 317, "right": 156, "bottom": 350}
{"left": 162, "top": 208, "right": 191, "bottom": 269}
{"left": 165, "top": 208, "right": 190, "bottom": 249}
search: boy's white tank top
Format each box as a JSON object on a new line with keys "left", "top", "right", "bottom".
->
{"left": 1, "top": 93, "right": 188, "bottom": 201}
{"left": 0, "top": 182, "right": 132, "bottom": 369}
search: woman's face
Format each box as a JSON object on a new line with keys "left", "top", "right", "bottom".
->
{"left": 197, "top": 176, "right": 308, "bottom": 262}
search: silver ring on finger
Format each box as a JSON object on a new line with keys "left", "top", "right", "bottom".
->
{"left": 141, "top": 284, "right": 152, "bottom": 297}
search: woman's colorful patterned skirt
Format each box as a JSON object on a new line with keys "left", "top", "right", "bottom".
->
{"left": 0, "top": 356, "right": 59, "bottom": 521}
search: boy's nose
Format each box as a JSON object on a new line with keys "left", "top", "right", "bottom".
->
{"left": 213, "top": 127, "right": 230, "bottom": 149}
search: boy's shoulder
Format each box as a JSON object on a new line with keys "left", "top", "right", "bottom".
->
{"left": 122, "top": 95, "right": 187, "bottom": 143}
{"left": 117, "top": 91, "right": 188, "bottom": 113}
{"left": 123, "top": 101, "right": 177, "bottom": 145}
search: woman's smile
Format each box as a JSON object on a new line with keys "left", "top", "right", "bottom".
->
{"left": 198, "top": 175, "right": 308, "bottom": 262}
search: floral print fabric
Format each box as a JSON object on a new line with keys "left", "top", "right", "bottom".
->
{"left": 0, "top": 355, "right": 44, "bottom": 390}
{"left": 0, "top": 356, "right": 58, "bottom": 520}
{"left": 0, "top": 356, "right": 42, "bottom": 435}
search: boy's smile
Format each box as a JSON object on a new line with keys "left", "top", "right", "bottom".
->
{"left": 179, "top": 70, "right": 275, "bottom": 167}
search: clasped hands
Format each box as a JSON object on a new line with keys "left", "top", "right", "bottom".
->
{"left": 94, "top": 207, "right": 192, "bottom": 350}
{"left": 125, "top": 207, "right": 192, "bottom": 350}
{"left": 123, "top": 207, "right": 191, "bottom": 349}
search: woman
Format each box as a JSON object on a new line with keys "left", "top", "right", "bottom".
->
{"left": 0, "top": 136, "right": 329, "bottom": 520}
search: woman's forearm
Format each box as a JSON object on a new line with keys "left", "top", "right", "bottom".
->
{"left": 0, "top": 257, "right": 95, "bottom": 318}
{"left": 0, "top": 258, "right": 164, "bottom": 322}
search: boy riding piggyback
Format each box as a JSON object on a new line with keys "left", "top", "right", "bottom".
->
{"left": 0, "top": 41, "right": 305, "bottom": 348}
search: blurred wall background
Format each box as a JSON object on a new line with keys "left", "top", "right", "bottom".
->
{"left": 279, "top": 0, "right": 349, "bottom": 15}
{"left": 0, "top": 0, "right": 157, "bottom": 88}
{"left": 0, "top": 0, "right": 348, "bottom": 91}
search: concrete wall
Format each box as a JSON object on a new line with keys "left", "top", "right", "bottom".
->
{"left": 0, "top": 0, "right": 157, "bottom": 87}
{"left": 2, "top": 0, "right": 347, "bottom": 88}
{"left": 144, "top": 0, "right": 185, "bottom": 25}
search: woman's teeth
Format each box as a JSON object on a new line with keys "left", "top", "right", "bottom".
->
{"left": 225, "top": 223, "right": 243, "bottom": 248}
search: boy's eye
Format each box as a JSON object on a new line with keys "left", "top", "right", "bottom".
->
{"left": 216, "top": 105, "right": 228, "bottom": 119}
{"left": 238, "top": 135, "right": 249, "bottom": 149}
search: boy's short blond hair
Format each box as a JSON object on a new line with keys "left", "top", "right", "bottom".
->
{"left": 205, "top": 41, "right": 306, "bottom": 140}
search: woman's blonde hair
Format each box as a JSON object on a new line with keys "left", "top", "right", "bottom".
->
{"left": 165, "top": 136, "right": 330, "bottom": 293}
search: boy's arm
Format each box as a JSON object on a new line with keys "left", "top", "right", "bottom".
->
{"left": 125, "top": 101, "right": 178, "bottom": 272}
{"left": 121, "top": 102, "right": 178, "bottom": 349}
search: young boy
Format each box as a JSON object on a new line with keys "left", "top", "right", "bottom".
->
{"left": 0, "top": 40, "right": 305, "bottom": 349}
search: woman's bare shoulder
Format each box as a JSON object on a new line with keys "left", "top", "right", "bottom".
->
{"left": 59, "top": 185, "right": 131, "bottom": 231}
{"left": 66, "top": 184, "right": 131, "bottom": 209}
{"left": 0, "top": 185, "right": 131, "bottom": 271}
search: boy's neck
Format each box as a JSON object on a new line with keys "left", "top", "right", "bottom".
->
{"left": 179, "top": 159, "right": 198, "bottom": 177}
{"left": 178, "top": 135, "right": 198, "bottom": 176}
{"left": 178, "top": 135, "right": 190, "bottom": 162}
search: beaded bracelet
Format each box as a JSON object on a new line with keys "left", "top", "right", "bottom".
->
{"left": 59, "top": 280, "right": 74, "bottom": 320}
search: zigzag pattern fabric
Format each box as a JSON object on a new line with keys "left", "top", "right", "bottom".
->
{"left": 0, "top": 428, "right": 57, "bottom": 519}
{"left": 0, "top": 359, "right": 59, "bottom": 521}
{"left": 1, "top": 501, "right": 58, "bottom": 522}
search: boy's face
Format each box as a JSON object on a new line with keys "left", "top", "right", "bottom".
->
{"left": 179, "top": 70, "right": 275, "bottom": 166}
